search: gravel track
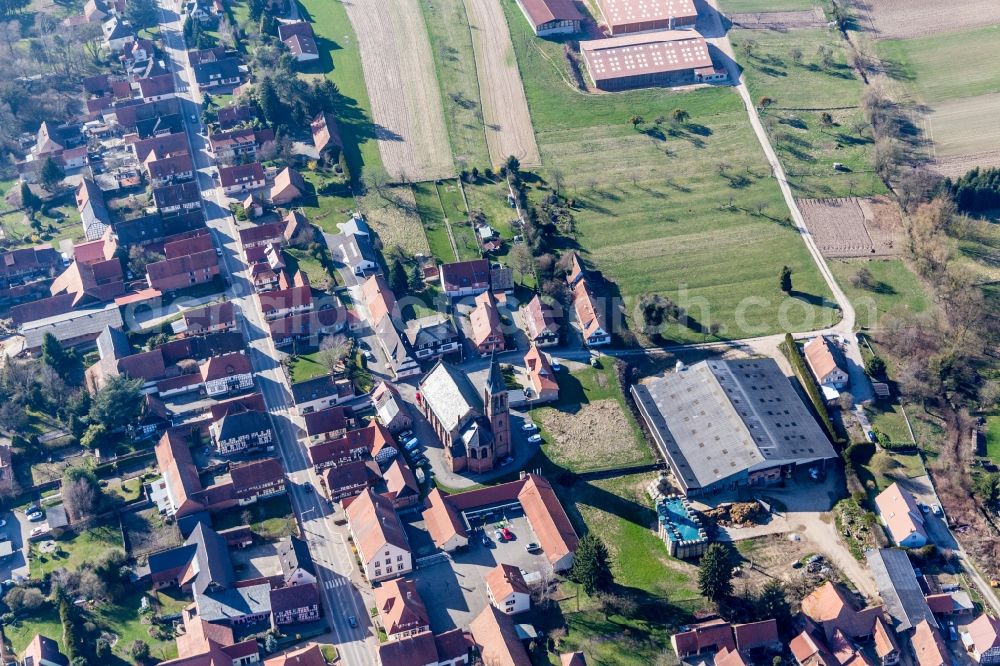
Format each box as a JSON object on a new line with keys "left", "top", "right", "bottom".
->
{"left": 463, "top": 0, "right": 541, "bottom": 167}
{"left": 342, "top": 0, "right": 454, "bottom": 181}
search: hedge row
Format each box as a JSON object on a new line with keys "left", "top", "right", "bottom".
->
{"left": 782, "top": 333, "right": 843, "bottom": 446}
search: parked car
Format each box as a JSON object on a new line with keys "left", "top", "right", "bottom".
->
{"left": 499, "top": 456, "right": 514, "bottom": 467}
{"left": 932, "top": 504, "right": 943, "bottom": 516}
{"left": 521, "top": 422, "right": 537, "bottom": 432}
{"left": 494, "top": 529, "right": 504, "bottom": 542}
{"left": 413, "top": 455, "right": 428, "bottom": 467}
{"left": 920, "top": 504, "right": 930, "bottom": 513}
{"left": 29, "top": 527, "right": 44, "bottom": 537}
{"left": 481, "top": 534, "right": 491, "bottom": 547}
{"left": 346, "top": 615, "right": 357, "bottom": 628}
{"left": 550, "top": 360, "right": 562, "bottom": 372}
{"left": 501, "top": 527, "right": 513, "bottom": 541}
{"left": 0, "top": 519, "right": 7, "bottom": 528}
{"left": 215, "top": 247, "right": 223, "bottom": 257}
{"left": 527, "top": 434, "right": 542, "bottom": 444}
{"left": 525, "top": 542, "right": 541, "bottom": 553}
{"left": 404, "top": 438, "right": 420, "bottom": 451}
{"left": 399, "top": 430, "right": 413, "bottom": 440}
{"left": 28, "top": 513, "right": 45, "bottom": 522}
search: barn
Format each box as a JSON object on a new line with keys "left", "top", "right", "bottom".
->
{"left": 514, "top": 0, "right": 585, "bottom": 36}
{"left": 595, "top": 0, "right": 697, "bottom": 35}
{"left": 579, "top": 31, "right": 726, "bottom": 91}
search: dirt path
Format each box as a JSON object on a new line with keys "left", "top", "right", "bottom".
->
{"left": 463, "top": 0, "right": 541, "bottom": 167}
{"left": 341, "top": 0, "right": 454, "bottom": 181}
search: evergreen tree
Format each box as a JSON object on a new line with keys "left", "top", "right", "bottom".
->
{"left": 257, "top": 77, "right": 286, "bottom": 127}
{"left": 408, "top": 263, "right": 424, "bottom": 293}
{"left": 125, "top": 0, "right": 158, "bottom": 30}
{"left": 755, "top": 580, "right": 790, "bottom": 625}
{"left": 388, "top": 258, "right": 408, "bottom": 295}
{"left": 41, "top": 332, "right": 69, "bottom": 376}
{"left": 779, "top": 265, "right": 792, "bottom": 293}
{"left": 698, "top": 543, "right": 735, "bottom": 602}
{"left": 89, "top": 375, "right": 143, "bottom": 432}
{"left": 569, "top": 533, "right": 613, "bottom": 595}
{"left": 19, "top": 181, "right": 41, "bottom": 213}
{"left": 39, "top": 156, "right": 64, "bottom": 192}
{"left": 248, "top": 0, "right": 267, "bottom": 21}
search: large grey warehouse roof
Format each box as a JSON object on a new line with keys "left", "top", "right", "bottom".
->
{"left": 631, "top": 359, "right": 837, "bottom": 493}
{"left": 867, "top": 548, "right": 937, "bottom": 632}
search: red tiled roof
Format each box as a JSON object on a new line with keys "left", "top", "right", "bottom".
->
{"left": 440, "top": 258, "right": 490, "bottom": 292}
{"left": 345, "top": 488, "right": 409, "bottom": 562}
{"left": 469, "top": 604, "right": 531, "bottom": 666}
{"left": 912, "top": 619, "right": 948, "bottom": 666}
{"left": 518, "top": 0, "right": 583, "bottom": 26}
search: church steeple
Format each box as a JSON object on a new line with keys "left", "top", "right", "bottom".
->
{"left": 484, "top": 350, "right": 511, "bottom": 460}
{"left": 486, "top": 350, "right": 506, "bottom": 398}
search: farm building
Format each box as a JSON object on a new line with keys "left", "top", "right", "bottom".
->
{"left": 594, "top": 0, "right": 697, "bottom": 35}
{"left": 514, "top": 0, "right": 584, "bottom": 36}
{"left": 579, "top": 31, "right": 725, "bottom": 91}
{"left": 631, "top": 359, "right": 837, "bottom": 496}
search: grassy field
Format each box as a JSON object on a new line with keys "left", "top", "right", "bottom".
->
{"left": 214, "top": 495, "right": 297, "bottom": 541}
{"left": 289, "top": 349, "right": 329, "bottom": 383}
{"left": 867, "top": 402, "right": 913, "bottom": 443}
{"left": 547, "top": 473, "right": 704, "bottom": 664}
{"left": 735, "top": 28, "right": 883, "bottom": 197}
{"left": 829, "top": 259, "right": 930, "bottom": 329}
{"left": 720, "top": 0, "right": 823, "bottom": 11}
{"left": 877, "top": 26, "right": 1000, "bottom": 104}
{"left": 532, "top": 360, "right": 653, "bottom": 473}
{"left": 296, "top": 0, "right": 383, "bottom": 181}
{"left": 412, "top": 180, "right": 479, "bottom": 263}
{"left": 503, "top": 0, "right": 839, "bottom": 343}
{"left": 299, "top": 171, "right": 356, "bottom": 234}
{"left": 417, "top": 0, "right": 490, "bottom": 169}
{"left": 986, "top": 416, "right": 1000, "bottom": 465}
{"left": 29, "top": 523, "right": 124, "bottom": 578}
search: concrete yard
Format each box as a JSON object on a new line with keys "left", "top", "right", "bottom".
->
{"left": 406, "top": 511, "right": 549, "bottom": 634}
{"left": 230, "top": 541, "right": 282, "bottom": 580}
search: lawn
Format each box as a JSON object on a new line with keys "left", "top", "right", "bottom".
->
{"left": 92, "top": 589, "right": 178, "bottom": 662}
{"left": 734, "top": 28, "right": 883, "bottom": 197}
{"left": 6, "top": 605, "right": 65, "bottom": 655}
{"left": 531, "top": 359, "right": 654, "bottom": 473}
{"left": 29, "top": 523, "right": 124, "bottom": 578}
{"left": 867, "top": 402, "right": 913, "bottom": 443}
{"left": 829, "top": 259, "right": 930, "bottom": 329}
{"left": 417, "top": 0, "right": 490, "bottom": 169}
{"left": 299, "top": 170, "right": 357, "bottom": 234}
{"left": 547, "top": 473, "right": 705, "bottom": 665}
{"left": 503, "top": 0, "right": 839, "bottom": 343}
{"left": 877, "top": 26, "right": 1000, "bottom": 103}
{"left": 289, "top": 350, "right": 329, "bottom": 383}
{"left": 296, "top": 0, "right": 383, "bottom": 181}
{"left": 285, "top": 247, "right": 332, "bottom": 288}
{"left": 985, "top": 416, "right": 1000, "bottom": 465}
{"left": 214, "top": 494, "right": 298, "bottom": 541}
{"left": 411, "top": 180, "right": 479, "bottom": 263}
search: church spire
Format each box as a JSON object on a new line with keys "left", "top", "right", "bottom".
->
{"left": 486, "top": 349, "right": 506, "bottom": 396}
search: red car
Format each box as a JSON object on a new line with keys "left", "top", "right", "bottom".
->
{"left": 501, "top": 527, "right": 514, "bottom": 541}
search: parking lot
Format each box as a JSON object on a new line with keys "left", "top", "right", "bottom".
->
{"left": 406, "top": 510, "right": 550, "bottom": 633}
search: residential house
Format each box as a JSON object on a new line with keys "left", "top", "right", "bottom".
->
{"left": 147, "top": 152, "right": 195, "bottom": 187}
{"left": 0, "top": 245, "right": 63, "bottom": 310}
{"left": 874, "top": 483, "right": 928, "bottom": 548}
{"left": 132, "top": 131, "right": 189, "bottom": 163}
{"left": 873, "top": 616, "right": 900, "bottom": 666}
{"left": 912, "top": 619, "right": 948, "bottom": 666}
{"left": 282, "top": 210, "right": 313, "bottom": 247}
{"left": 375, "top": 314, "right": 420, "bottom": 379}
{"left": 229, "top": 457, "right": 287, "bottom": 504}
{"left": 264, "top": 644, "right": 326, "bottom": 666}
{"left": 307, "top": 421, "right": 394, "bottom": 471}
{"left": 220, "top": 162, "right": 266, "bottom": 196}
{"left": 278, "top": 535, "right": 317, "bottom": 587}
{"left": 337, "top": 217, "right": 379, "bottom": 276}
{"left": 259, "top": 270, "right": 311, "bottom": 320}
{"left": 183, "top": 301, "right": 236, "bottom": 336}
{"left": 523, "top": 294, "right": 559, "bottom": 347}
{"left": 800, "top": 581, "right": 887, "bottom": 642}
{"left": 469, "top": 605, "right": 531, "bottom": 666}
{"left": 323, "top": 459, "right": 381, "bottom": 501}
{"left": 113, "top": 211, "right": 206, "bottom": 248}
{"left": 76, "top": 178, "right": 112, "bottom": 240}
{"left": 372, "top": 381, "right": 412, "bottom": 433}
{"left": 217, "top": 104, "right": 257, "bottom": 129}
{"left": 278, "top": 22, "right": 319, "bottom": 62}
{"left": 572, "top": 279, "right": 609, "bottom": 347}
{"left": 376, "top": 629, "right": 471, "bottom": 666}
{"left": 0, "top": 444, "right": 14, "bottom": 497}
{"left": 153, "top": 181, "right": 202, "bottom": 215}
{"left": 513, "top": 0, "right": 583, "bottom": 35}
{"left": 485, "top": 563, "right": 530, "bottom": 615}
{"left": 269, "top": 583, "right": 321, "bottom": 626}
{"left": 136, "top": 73, "right": 176, "bottom": 102}
{"left": 804, "top": 336, "right": 849, "bottom": 391}
{"left": 146, "top": 232, "right": 219, "bottom": 291}
{"left": 303, "top": 406, "right": 355, "bottom": 445}
{"left": 524, "top": 344, "right": 558, "bottom": 403}
{"left": 291, "top": 375, "right": 355, "bottom": 415}
{"left": 362, "top": 274, "right": 398, "bottom": 325}
{"left": 201, "top": 352, "right": 254, "bottom": 397}
{"left": 345, "top": 488, "right": 412, "bottom": 582}
{"left": 422, "top": 489, "right": 469, "bottom": 553}
{"left": 22, "top": 634, "right": 68, "bottom": 666}
{"left": 102, "top": 16, "right": 134, "bottom": 51}
{"left": 19, "top": 302, "right": 124, "bottom": 353}
{"left": 404, "top": 314, "right": 460, "bottom": 360}
{"left": 382, "top": 458, "right": 419, "bottom": 509}
{"left": 193, "top": 57, "right": 242, "bottom": 90}
{"left": 209, "top": 127, "right": 273, "bottom": 161}
{"left": 470, "top": 290, "right": 505, "bottom": 356}
{"left": 209, "top": 404, "right": 274, "bottom": 454}
{"left": 310, "top": 112, "right": 343, "bottom": 161}
{"left": 491, "top": 264, "right": 514, "bottom": 293}
{"left": 967, "top": 614, "right": 1000, "bottom": 664}
{"left": 375, "top": 578, "right": 429, "bottom": 640}
{"left": 269, "top": 167, "right": 306, "bottom": 205}
{"left": 267, "top": 304, "right": 345, "bottom": 347}
{"left": 561, "top": 655, "right": 587, "bottom": 666}
{"left": 440, "top": 259, "right": 490, "bottom": 298}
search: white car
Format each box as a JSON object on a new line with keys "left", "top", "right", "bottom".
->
{"left": 527, "top": 434, "right": 542, "bottom": 444}
{"left": 521, "top": 423, "right": 537, "bottom": 432}
{"left": 551, "top": 361, "right": 562, "bottom": 372}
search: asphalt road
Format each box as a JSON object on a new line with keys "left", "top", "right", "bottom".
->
{"left": 153, "top": 4, "right": 375, "bottom": 662}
